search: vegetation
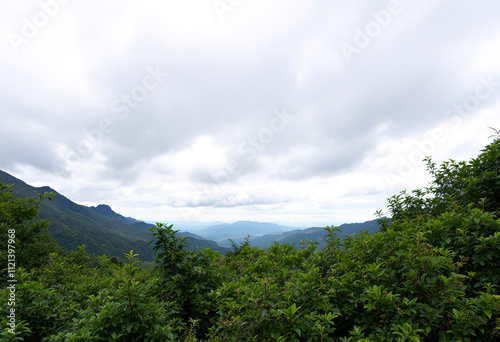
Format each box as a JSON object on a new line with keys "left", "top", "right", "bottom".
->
{"left": 0, "top": 184, "right": 59, "bottom": 280}
{"left": 0, "top": 170, "right": 230, "bottom": 262}
{"left": 1, "top": 139, "right": 500, "bottom": 341}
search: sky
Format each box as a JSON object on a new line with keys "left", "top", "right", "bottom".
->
{"left": 1, "top": 1, "right": 500, "bottom": 227}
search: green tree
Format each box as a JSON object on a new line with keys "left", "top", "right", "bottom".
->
{"left": 427, "top": 139, "right": 500, "bottom": 214}
{"left": 149, "top": 223, "right": 223, "bottom": 337}
{"left": 382, "top": 139, "right": 500, "bottom": 227}
{"left": 0, "top": 183, "right": 59, "bottom": 280}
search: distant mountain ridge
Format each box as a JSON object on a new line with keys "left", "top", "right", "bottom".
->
{"left": 89, "top": 204, "right": 139, "bottom": 225}
{"left": 0, "top": 169, "right": 382, "bottom": 260}
{"left": 250, "top": 219, "right": 381, "bottom": 249}
{"left": 198, "top": 220, "right": 298, "bottom": 245}
{"left": 196, "top": 219, "right": 381, "bottom": 249}
{"left": 0, "top": 170, "right": 229, "bottom": 261}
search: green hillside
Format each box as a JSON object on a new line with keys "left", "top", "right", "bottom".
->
{"left": 0, "top": 170, "right": 228, "bottom": 261}
{"left": 250, "top": 219, "right": 380, "bottom": 248}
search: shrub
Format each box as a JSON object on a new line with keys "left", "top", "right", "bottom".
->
{"left": 149, "top": 223, "right": 223, "bottom": 337}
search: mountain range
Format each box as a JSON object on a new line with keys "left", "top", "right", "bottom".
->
{"left": 0, "top": 169, "right": 381, "bottom": 261}
{"left": 0, "top": 170, "right": 229, "bottom": 261}
{"left": 250, "top": 220, "right": 381, "bottom": 248}
{"left": 197, "top": 221, "right": 300, "bottom": 246}
{"left": 194, "top": 219, "right": 380, "bottom": 249}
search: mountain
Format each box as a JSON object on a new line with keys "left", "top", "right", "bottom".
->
{"left": 167, "top": 221, "right": 226, "bottom": 232}
{"left": 176, "top": 231, "right": 230, "bottom": 252}
{"left": 89, "top": 204, "right": 139, "bottom": 225}
{"left": 0, "top": 169, "right": 380, "bottom": 258}
{"left": 178, "top": 231, "right": 207, "bottom": 240}
{"left": 198, "top": 221, "right": 300, "bottom": 246}
{"left": 0, "top": 170, "right": 229, "bottom": 261}
{"left": 250, "top": 219, "right": 381, "bottom": 249}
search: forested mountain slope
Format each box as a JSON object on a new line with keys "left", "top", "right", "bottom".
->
{"left": 250, "top": 219, "right": 380, "bottom": 248}
{"left": 0, "top": 170, "right": 228, "bottom": 261}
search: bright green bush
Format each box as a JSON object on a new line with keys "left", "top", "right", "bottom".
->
{"left": 0, "top": 267, "right": 79, "bottom": 341}
{"left": 149, "top": 223, "right": 223, "bottom": 337}
{"left": 46, "top": 251, "right": 182, "bottom": 342}
{"left": 0, "top": 183, "right": 59, "bottom": 280}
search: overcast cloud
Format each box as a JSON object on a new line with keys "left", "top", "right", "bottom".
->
{"left": 1, "top": 1, "right": 499, "bottom": 226}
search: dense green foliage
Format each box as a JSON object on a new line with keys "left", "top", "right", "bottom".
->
{"left": 149, "top": 223, "right": 223, "bottom": 337}
{"left": 1, "top": 139, "right": 500, "bottom": 341}
{"left": 0, "top": 184, "right": 59, "bottom": 280}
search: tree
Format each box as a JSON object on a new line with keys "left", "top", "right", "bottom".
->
{"left": 384, "top": 138, "right": 500, "bottom": 225}
{"left": 424, "top": 139, "right": 500, "bottom": 215}
{"left": 0, "top": 183, "right": 58, "bottom": 280}
{"left": 149, "top": 223, "right": 223, "bottom": 337}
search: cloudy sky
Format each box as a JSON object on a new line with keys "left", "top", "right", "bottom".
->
{"left": 1, "top": 1, "right": 499, "bottom": 227}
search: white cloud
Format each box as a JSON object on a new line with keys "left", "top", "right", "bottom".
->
{"left": 1, "top": 1, "right": 500, "bottom": 226}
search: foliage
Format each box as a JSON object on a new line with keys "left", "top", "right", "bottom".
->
{"left": 225, "top": 234, "right": 251, "bottom": 258}
{"left": 0, "top": 183, "right": 59, "bottom": 280}
{"left": 424, "top": 140, "right": 500, "bottom": 215}
{"left": 208, "top": 241, "right": 338, "bottom": 341}
{"left": 46, "top": 251, "right": 182, "bottom": 341}
{"left": 149, "top": 223, "right": 223, "bottom": 337}
{"left": 390, "top": 139, "right": 500, "bottom": 222}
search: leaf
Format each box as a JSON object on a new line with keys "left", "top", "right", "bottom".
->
{"left": 484, "top": 309, "right": 492, "bottom": 319}
{"left": 481, "top": 292, "right": 491, "bottom": 304}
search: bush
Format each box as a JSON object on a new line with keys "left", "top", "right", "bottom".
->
{"left": 0, "top": 183, "right": 58, "bottom": 280}
{"left": 149, "top": 223, "right": 223, "bottom": 337}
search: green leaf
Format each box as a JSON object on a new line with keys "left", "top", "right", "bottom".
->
{"left": 481, "top": 292, "right": 491, "bottom": 304}
{"left": 484, "top": 309, "right": 492, "bottom": 319}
